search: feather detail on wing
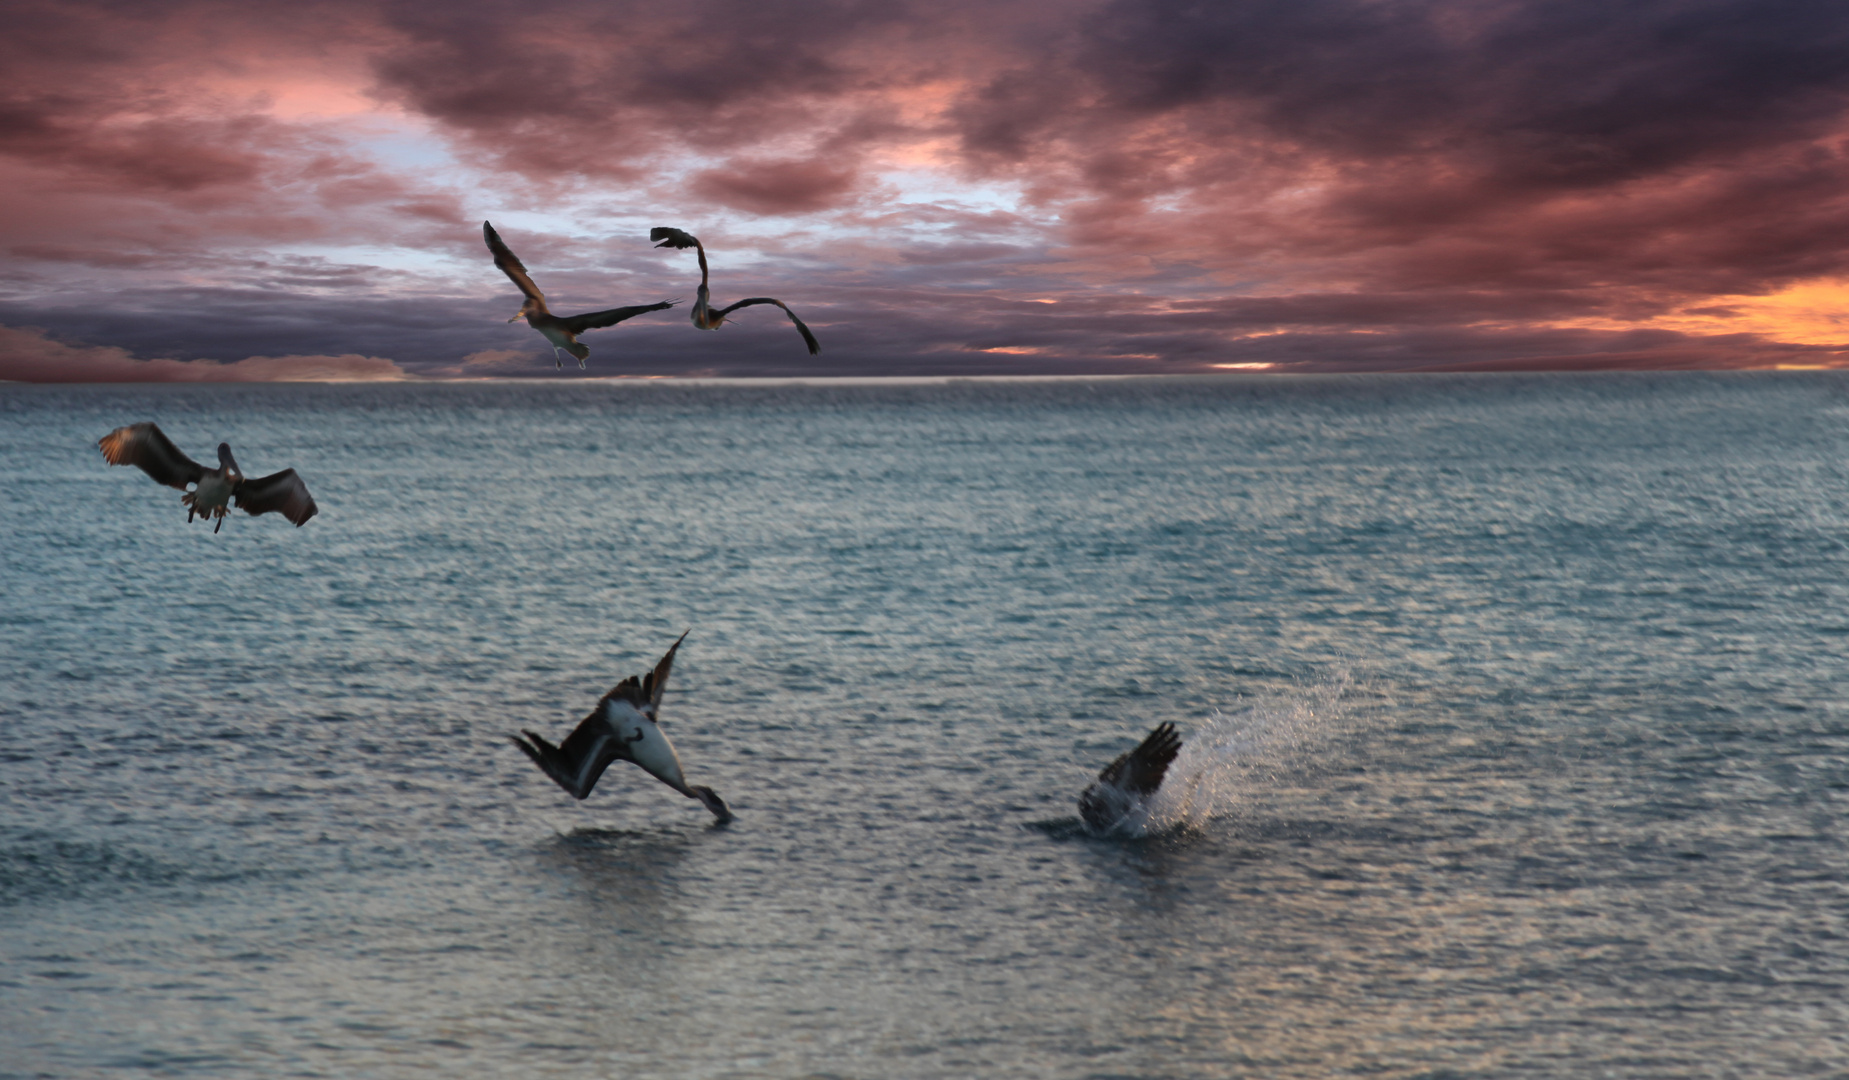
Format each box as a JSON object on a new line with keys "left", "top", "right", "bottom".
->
{"left": 98, "top": 422, "right": 205, "bottom": 490}
{"left": 510, "top": 718, "right": 627, "bottom": 800}
{"left": 1078, "top": 722, "right": 1183, "bottom": 831}
{"left": 233, "top": 469, "right": 318, "bottom": 526}
{"left": 559, "top": 300, "right": 677, "bottom": 334}
{"left": 1095, "top": 722, "right": 1182, "bottom": 797}
{"left": 483, "top": 221, "right": 545, "bottom": 304}
{"left": 603, "top": 631, "right": 689, "bottom": 717}
{"left": 713, "top": 297, "right": 822, "bottom": 354}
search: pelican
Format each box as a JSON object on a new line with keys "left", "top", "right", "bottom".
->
{"left": 1078, "top": 722, "right": 1182, "bottom": 834}
{"left": 649, "top": 227, "right": 821, "bottom": 355}
{"left": 509, "top": 633, "right": 733, "bottom": 822}
{"left": 97, "top": 422, "right": 317, "bottom": 533}
{"left": 483, "top": 221, "right": 677, "bottom": 369}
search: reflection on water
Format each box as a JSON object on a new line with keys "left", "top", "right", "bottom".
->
{"left": 2, "top": 375, "right": 1847, "bottom": 1077}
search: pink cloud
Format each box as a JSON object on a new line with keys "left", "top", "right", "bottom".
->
{"left": 0, "top": 325, "right": 408, "bottom": 382}
{"left": 690, "top": 158, "right": 861, "bottom": 215}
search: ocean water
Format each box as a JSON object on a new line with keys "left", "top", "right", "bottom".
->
{"left": 2, "top": 373, "right": 1847, "bottom": 1079}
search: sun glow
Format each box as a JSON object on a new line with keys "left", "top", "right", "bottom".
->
{"left": 1563, "top": 278, "right": 1849, "bottom": 345}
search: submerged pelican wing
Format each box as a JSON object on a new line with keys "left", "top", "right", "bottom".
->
{"left": 98, "top": 422, "right": 205, "bottom": 490}
{"left": 234, "top": 469, "right": 318, "bottom": 526}
{"left": 483, "top": 222, "right": 545, "bottom": 306}
{"left": 1078, "top": 722, "right": 1182, "bottom": 831}
{"left": 713, "top": 297, "right": 821, "bottom": 355}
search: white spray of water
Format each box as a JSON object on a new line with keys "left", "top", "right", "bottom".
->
{"left": 1107, "top": 668, "right": 1354, "bottom": 838}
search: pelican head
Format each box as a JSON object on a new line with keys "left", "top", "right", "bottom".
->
{"left": 216, "top": 443, "right": 242, "bottom": 480}
{"left": 691, "top": 785, "right": 733, "bottom": 823}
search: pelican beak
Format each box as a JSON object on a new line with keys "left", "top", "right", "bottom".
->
{"left": 507, "top": 313, "right": 524, "bottom": 323}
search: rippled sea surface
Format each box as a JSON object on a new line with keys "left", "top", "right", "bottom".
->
{"left": 4, "top": 374, "right": 1849, "bottom": 1078}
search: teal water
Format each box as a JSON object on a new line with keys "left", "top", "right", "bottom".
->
{"left": 2, "top": 374, "right": 1847, "bottom": 1078}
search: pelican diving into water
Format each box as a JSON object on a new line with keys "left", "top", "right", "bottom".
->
{"left": 483, "top": 221, "right": 677, "bottom": 369}
{"left": 1078, "top": 722, "right": 1182, "bottom": 834}
{"left": 509, "top": 633, "right": 733, "bottom": 822}
{"left": 97, "top": 422, "right": 317, "bottom": 533}
{"left": 649, "top": 227, "right": 821, "bottom": 355}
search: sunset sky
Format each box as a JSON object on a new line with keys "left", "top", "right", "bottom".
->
{"left": 4, "top": 0, "right": 1849, "bottom": 380}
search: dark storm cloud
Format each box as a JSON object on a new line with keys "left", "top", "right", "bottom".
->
{"left": 960, "top": 0, "right": 1849, "bottom": 301}
{"left": 1077, "top": 0, "right": 1849, "bottom": 170}
{"left": 366, "top": 0, "right": 925, "bottom": 186}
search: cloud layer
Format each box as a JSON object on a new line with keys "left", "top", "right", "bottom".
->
{"left": 3, "top": 0, "right": 1848, "bottom": 378}
{"left": 0, "top": 326, "right": 405, "bottom": 382}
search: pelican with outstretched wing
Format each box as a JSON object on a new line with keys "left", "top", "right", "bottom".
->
{"left": 1078, "top": 723, "right": 1183, "bottom": 834}
{"left": 509, "top": 633, "right": 733, "bottom": 822}
{"left": 649, "top": 227, "right": 821, "bottom": 355}
{"left": 98, "top": 422, "right": 317, "bottom": 533}
{"left": 484, "top": 221, "right": 677, "bottom": 369}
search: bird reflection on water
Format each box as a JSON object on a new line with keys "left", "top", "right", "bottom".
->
{"left": 534, "top": 833, "right": 699, "bottom": 976}
{"left": 537, "top": 826, "right": 699, "bottom": 932}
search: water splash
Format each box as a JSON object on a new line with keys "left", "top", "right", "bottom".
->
{"left": 1110, "top": 668, "right": 1354, "bottom": 838}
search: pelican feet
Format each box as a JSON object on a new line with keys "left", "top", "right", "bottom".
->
{"left": 179, "top": 491, "right": 230, "bottom": 531}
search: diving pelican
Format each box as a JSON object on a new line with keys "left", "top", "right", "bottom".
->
{"left": 509, "top": 633, "right": 733, "bottom": 822}
{"left": 97, "top": 422, "right": 317, "bottom": 533}
{"left": 1078, "top": 722, "right": 1182, "bottom": 834}
{"left": 649, "top": 227, "right": 821, "bottom": 354}
{"left": 483, "top": 221, "right": 677, "bottom": 369}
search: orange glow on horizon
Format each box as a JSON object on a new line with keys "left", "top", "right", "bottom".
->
{"left": 1555, "top": 278, "right": 1849, "bottom": 345}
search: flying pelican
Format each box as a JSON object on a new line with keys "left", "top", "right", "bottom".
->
{"left": 649, "top": 227, "right": 821, "bottom": 355}
{"left": 97, "top": 422, "right": 317, "bottom": 533}
{"left": 483, "top": 221, "right": 677, "bottom": 369}
{"left": 509, "top": 633, "right": 733, "bottom": 822}
{"left": 1078, "top": 722, "right": 1182, "bottom": 834}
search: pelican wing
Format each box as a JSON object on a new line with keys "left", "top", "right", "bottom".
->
{"left": 1077, "top": 722, "right": 1182, "bottom": 831}
{"left": 234, "top": 469, "right": 318, "bottom": 526}
{"left": 483, "top": 221, "right": 545, "bottom": 304}
{"left": 559, "top": 300, "right": 677, "bottom": 334}
{"left": 649, "top": 226, "right": 702, "bottom": 250}
{"left": 603, "top": 631, "right": 688, "bottom": 717}
{"left": 510, "top": 716, "right": 628, "bottom": 800}
{"left": 651, "top": 227, "right": 710, "bottom": 284}
{"left": 98, "top": 422, "right": 205, "bottom": 490}
{"left": 1093, "top": 722, "right": 1181, "bottom": 798}
{"left": 713, "top": 297, "right": 822, "bottom": 355}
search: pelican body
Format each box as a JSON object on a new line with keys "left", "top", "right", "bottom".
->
{"left": 97, "top": 422, "right": 318, "bottom": 533}
{"left": 1078, "top": 722, "right": 1182, "bottom": 833}
{"left": 483, "top": 221, "right": 677, "bottom": 369}
{"left": 649, "top": 227, "right": 821, "bottom": 355}
{"left": 509, "top": 633, "right": 732, "bottom": 822}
